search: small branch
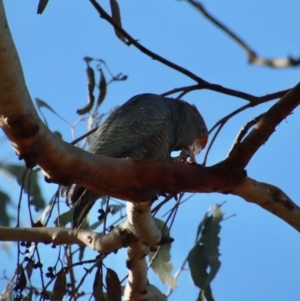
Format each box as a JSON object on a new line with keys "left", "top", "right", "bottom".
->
{"left": 89, "top": 0, "right": 206, "bottom": 85}
{"left": 0, "top": 226, "right": 124, "bottom": 253}
{"left": 160, "top": 84, "right": 200, "bottom": 97}
{"left": 208, "top": 88, "right": 290, "bottom": 135}
{"left": 89, "top": 0, "right": 280, "bottom": 102}
{"left": 187, "top": 0, "right": 300, "bottom": 68}
{"left": 203, "top": 123, "right": 224, "bottom": 166}
{"left": 228, "top": 113, "right": 264, "bottom": 156}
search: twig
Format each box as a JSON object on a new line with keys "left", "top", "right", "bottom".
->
{"left": 203, "top": 88, "right": 289, "bottom": 163}
{"left": 228, "top": 113, "right": 265, "bottom": 156}
{"left": 89, "top": 0, "right": 272, "bottom": 102}
{"left": 161, "top": 84, "right": 201, "bottom": 97}
{"left": 187, "top": 0, "right": 300, "bottom": 68}
{"left": 209, "top": 88, "right": 289, "bottom": 135}
{"left": 228, "top": 82, "right": 300, "bottom": 167}
{"left": 71, "top": 127, "right": 98, "bottom": 145}
{"left": 203, "top": 123, "right": 224, "bottom": 166}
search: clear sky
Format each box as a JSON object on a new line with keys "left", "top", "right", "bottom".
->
{"left": 1, "top": 0, "right": 300, "bottom": 300}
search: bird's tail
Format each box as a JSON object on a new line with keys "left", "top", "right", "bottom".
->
{"left": 62, "top": 184, "right": 100, "bottom": 230}
{"left": 73, "top": 199, "right": 97, "bottom": 230}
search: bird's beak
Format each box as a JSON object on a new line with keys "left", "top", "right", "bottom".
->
{"left": 188, "top": 136, "right": 208, "bottom": 157}
{"left": 189, "top": 139, "right": 202, "bottom": 155}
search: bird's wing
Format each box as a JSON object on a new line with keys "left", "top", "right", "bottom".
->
{"left": 67, "top": 94, "right": 174, "bottom": 229}
{"left": 88, "top": 94, "right": 173, "bottom": 161}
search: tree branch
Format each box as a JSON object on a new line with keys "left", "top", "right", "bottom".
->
{"left": 0, "top": 227, "right": 124, "bottom": 253}
{"left": 1, "top": 0, "right": 300, "bottom": 235}
{"left": 187, "top": 0, "right": 300, "bottom": 68}
{"left": 89, "top": 0, "right": 282, "bottom": 102}
{"left": 228, "top": 82, "right": 300, "bottom": 167}
{"left": 232, "top": 177, "right": 300, "bottom": 230}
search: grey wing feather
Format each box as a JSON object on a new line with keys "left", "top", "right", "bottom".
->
{"left": 88, "top": 94, "right": 172, "bottom": 160}
{"left": 67, "top": 94, "right": 174, "bottom": 229}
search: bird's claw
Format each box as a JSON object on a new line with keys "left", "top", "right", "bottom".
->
{"left": 172, "top": 149, "right": 196, "bottom": 163}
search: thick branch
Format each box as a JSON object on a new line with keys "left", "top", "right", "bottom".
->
{"left": 1, "top": 0, "right": 300, "bottom": 235}
{"left": 228, "top": 83, "right": 300, "bottom": 167}
{"left": 232, "top": 177, "right": 300, "bottom": 230}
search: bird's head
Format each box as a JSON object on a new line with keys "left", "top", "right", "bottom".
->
{"left": 187, "top": 105, "right": 208, "bottom": 156}
{"left": 188, "top": 133, "right": 208, "bottom": 156}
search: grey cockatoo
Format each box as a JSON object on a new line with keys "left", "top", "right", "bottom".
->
{"left": 65, "top": 93, "right": 208, "bottom": 229}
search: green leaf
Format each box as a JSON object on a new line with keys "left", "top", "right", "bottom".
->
{"left": 106, "top": 268, "right": 122, "bottom": 301}
{"left": 187, "top": 245, "right": 209, "bottom": 290}
{"left": 79, "top": 245, "right": 86, "bottom": 262}
{"left": 188, "top": 205, "right": 223, "bottom": 298}
{"left": 83, "top": 56, "right": 93, "bottom": 63}
{"left": 97, "top": 69, "right": 107, "bottom": 107}
{"left": 37, "top": 0, "right": 49, "bottom": 14}
{"left": 50, "top": 271, "right": 67, "bottom": 301}
{"left": 196, "top": 287, "right": 215, "bottom": 301}
{"left": 202, "top": 206, "right": 222, "bottom": 284}
{"left": 0, "top": 190, "right": 12, "bottom": 226}
{"left": 148, "top": 218, "right": 177, "bottom": 287}
{"left": 195, "top": 212, "right": 209, "bottom": 244}
{"left": 25, "top": 259, "right": 34, "bottom": 280}
{"left": 77, "top": 66, "right": 96, "bottom": 115}
{"left": 203, "top": 285, "right": 215, "bottom": 301}
{"left": 54, "top": 208, "right": 74, "bottom": 227}
{"left": 35, "top": 98, "right": 70, "bottom": 126}
{"left": 93, "top": 266, "right": 104, "bottom": 301}
{"left": 15, "top": 264, "right": 27, "bottom": 292}
{"left": 154, "top": 217, "right": 169, "bottom": 236}
{"left": 196, "top": 290, "right": 204, "bottom": 301}
{"left": 109, "top": 0, "right": 126, "bottom": 43}
{"left": 35, "top": 98, "right": 57, "bottom": 126}
{"left": 0, "top": 165, "right": 46, "bottom": 211}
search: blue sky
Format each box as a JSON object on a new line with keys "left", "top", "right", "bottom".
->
{"left": 1, "top": 0, "right": 300, "bottom": 300}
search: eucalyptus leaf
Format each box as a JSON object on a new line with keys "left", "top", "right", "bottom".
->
{"left": 109, "top": 0, "right": 126, "bottom": 43}
{"left": 0, "top": 190, "right": 12, "bottom": 226}
{"left": 148, "top": 218, "right": 177, "bottom": 287}
{"left": 37, "top": 0, "right": 49, "bottom": 14}
{"left": 97, "top": 69, "right": 107, "bottom": 107}
{"left": 0, "top": 165, "right": 45, "bottom": 211}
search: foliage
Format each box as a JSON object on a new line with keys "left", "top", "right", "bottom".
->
{"left": 0, "top": 0, "right": 299, "bottom": 300}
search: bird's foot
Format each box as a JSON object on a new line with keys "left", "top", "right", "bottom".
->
{"left": 172, "top": 149, "right": 196, "bottom": 163}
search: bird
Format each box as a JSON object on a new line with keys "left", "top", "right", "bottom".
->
{"left": 64, "top": 93, "right": 208, "bottom": 229}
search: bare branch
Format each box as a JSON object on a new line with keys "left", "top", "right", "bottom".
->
{"left": 124, "top": 241, "right": 167, "bottom": 300}
{"left": 187, "top": 0, "right": 300, "bottom": 68}
{"left": 228, "top": 113, "right": 264, "bottom": 155}
{"left": 1, "top": 0, "right": 300, "bottom": 236}
{"left": 207, "top": 88, "right": 290, "bottom": 138}
{"left": 0, "top": 1, "right": 245, "bottom": 202}
{"left": 89, "top": 0, "right": 279, "bottom": 102}
{"left": 0, "top": 227, "right": 123, "bottom": 253}
{"left": 232, "top": 177, "right": 300, "bottom": 230}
